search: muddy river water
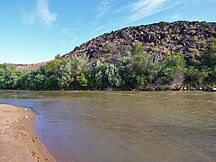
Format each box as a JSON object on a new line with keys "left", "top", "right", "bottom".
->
{"left": 0, "top": 90, "right": 215, "bottom": 162}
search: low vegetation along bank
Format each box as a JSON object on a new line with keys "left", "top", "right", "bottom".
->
{"left": 0, "top": 38, "right": 216, "bottom": 91}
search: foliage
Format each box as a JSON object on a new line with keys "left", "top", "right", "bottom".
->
{"left": 57, "top": 55, "right": 90, "bottom": 89}
{"left": 158, "top": 21, "right": 169, "bottom": 27}
{"left": 0, "top": 40, "right": 216, "bottom": 91}
{"left": 149, "top": 53, "right": 185, "bottom": 85}
{"left": 90, "top": 62, "right": 122, "bottom": 89}
{"left": 200, "top": 38, "right": 216, "bottom": 68}
{"left": 185, "top": 67, "right": 208, "bottom": 87}
{"left": 43, "top": 59, "right": 63, "bottom": 74}
{"left": 0, "top": 64, "right": 29, "bottom": 89}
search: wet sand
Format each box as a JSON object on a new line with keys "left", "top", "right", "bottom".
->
{"left": 0, "top": 104, "right": 55, "bottom": 162}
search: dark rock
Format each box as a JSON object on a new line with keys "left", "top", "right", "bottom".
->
{"left": 62, "top": 21, "right": 216, "bottom": 64}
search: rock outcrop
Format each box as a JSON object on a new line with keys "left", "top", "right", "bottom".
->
{"left": 62, "top": 21, "right": 216, "bottom": 64}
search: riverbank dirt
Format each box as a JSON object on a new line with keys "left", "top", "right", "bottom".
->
{"left": 0, "top": 104, "right": 55, "bottom": 162}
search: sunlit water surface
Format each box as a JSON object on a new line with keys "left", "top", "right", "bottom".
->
{"left": 0, "top": 90, "right": 215, "bottom": 162}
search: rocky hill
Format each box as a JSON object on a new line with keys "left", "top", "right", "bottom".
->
{"left": 62, "top": 21, "right": 216, "bottom": 64}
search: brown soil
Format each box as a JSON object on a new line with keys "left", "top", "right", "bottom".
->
{"left": 0, "top": 104, "right": 56, "bottom": 162}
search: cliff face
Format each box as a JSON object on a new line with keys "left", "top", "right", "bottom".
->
{"left": 62, "top": 21, "right": 216, "bottom": 64}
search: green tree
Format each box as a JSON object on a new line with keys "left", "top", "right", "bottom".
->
{"left": 156, "top": 53, "right": 185, "bottom": 84}
{"left": 57, "top": 55, "right": 90, "bottom": 89}
{"left": 90, "top": 62, "right": 122, "bottom": 89}
{"left": 200, "top": 38, "right": 216, "bottom": 68}
{"left": 185, "top": 66, "right": 208, "bottom": 88}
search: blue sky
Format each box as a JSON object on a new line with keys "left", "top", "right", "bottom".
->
{"left": 0, "top": 0, "right": 216, "bottom": 64}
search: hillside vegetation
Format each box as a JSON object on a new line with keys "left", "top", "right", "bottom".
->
{"left": 0, "top": 21, "right": 216, "bottom": 91}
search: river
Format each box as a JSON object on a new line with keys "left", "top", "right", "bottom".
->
{"left": 0, "top": 90, "right": 215, "bottom": 162}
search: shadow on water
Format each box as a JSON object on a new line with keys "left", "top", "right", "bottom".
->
{"left": 0, "top": 90, "right": 216, "bottom": 162}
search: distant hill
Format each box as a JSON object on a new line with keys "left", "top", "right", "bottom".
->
{"left": 62, "top": 21, "right": 216, "bottom": 64}
{"left": 16, "top": 62, "right": 47, "bottom": 70}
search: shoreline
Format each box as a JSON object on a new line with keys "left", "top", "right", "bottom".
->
{"left": 0, "top": 104, "right": 55, "bottom": 162}
{"left": 0, "top": 87, "right": 216, "bottom": 92}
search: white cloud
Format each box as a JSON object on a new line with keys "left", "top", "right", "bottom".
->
{"left": 22, "top": 13, "right": 36, "bottom": 25}
{"left": 36, "top": 0, "right": 57, "bottom": 25}
{"left": 91, "top": 0, "right": 211, "bottom": 35}
{"left": 192, "top": 0, "right": 216, "bottom": 3}
{"left": 103, "top": 0, "right": 216, "bottom": 26}
{"left": 22, "top": 0, "right": 57, "bottom": 26}
{"left": 96, "top": 0, "right": 121, "bottom": 18}
{"left": 127, "top": 0, "right": 216, "bottom": 23}
{"left": 128, "top": 0, "right": 181, "bottom": 22}
{"left": 97, "top": 0, "right": 112, "bottom": 18}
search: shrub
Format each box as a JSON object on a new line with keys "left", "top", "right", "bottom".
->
{"left": 185, "top": 67, "right": 208, "bottom": 88}
{"left": 156, "top": 53, "right": 185, "bottom": 84}
{"left": 158, "top": 21, "right": 169, "bottom": 27}
{"left": 200, "top": 38, "right": 216, "bottom": 68}
{"left": 90, "top": 63, "right": 122, "bottom": 89}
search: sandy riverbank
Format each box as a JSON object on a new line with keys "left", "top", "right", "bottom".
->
{"left": 0, "top": 104, "right": 55, "bottom": 162}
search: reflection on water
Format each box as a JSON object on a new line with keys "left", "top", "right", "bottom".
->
{"left": 0, "top": 90, "right": 216, "bottom": 162}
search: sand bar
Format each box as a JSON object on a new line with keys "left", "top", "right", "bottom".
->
{"left": 0, "top": 104, "right": 55, "bottom": 162}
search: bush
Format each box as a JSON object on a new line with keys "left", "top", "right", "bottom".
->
{"left": 200, "top": 38, "right": 216, "bottom": 68}
{"left": 90, "top": 62, "right": 122, "bottom": 89}
{"left": 57, "top": 55, "right": 90, "bottom": 89}
{"left": 155, "top": 53, "right": 185, "bottom": 84}
{"left": 185, "top": 67, "right": 208, "bottom": 88}
{"left": 158, "top": 21, "right": 169, "bottom": 27}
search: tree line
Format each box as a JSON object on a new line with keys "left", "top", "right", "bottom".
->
{"left": 0, "top": 38, "right": 215, "bottom": 91}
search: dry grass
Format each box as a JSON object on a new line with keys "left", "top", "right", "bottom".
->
{"left": 16, "top": 62, "right": 47, "bottom": 70}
